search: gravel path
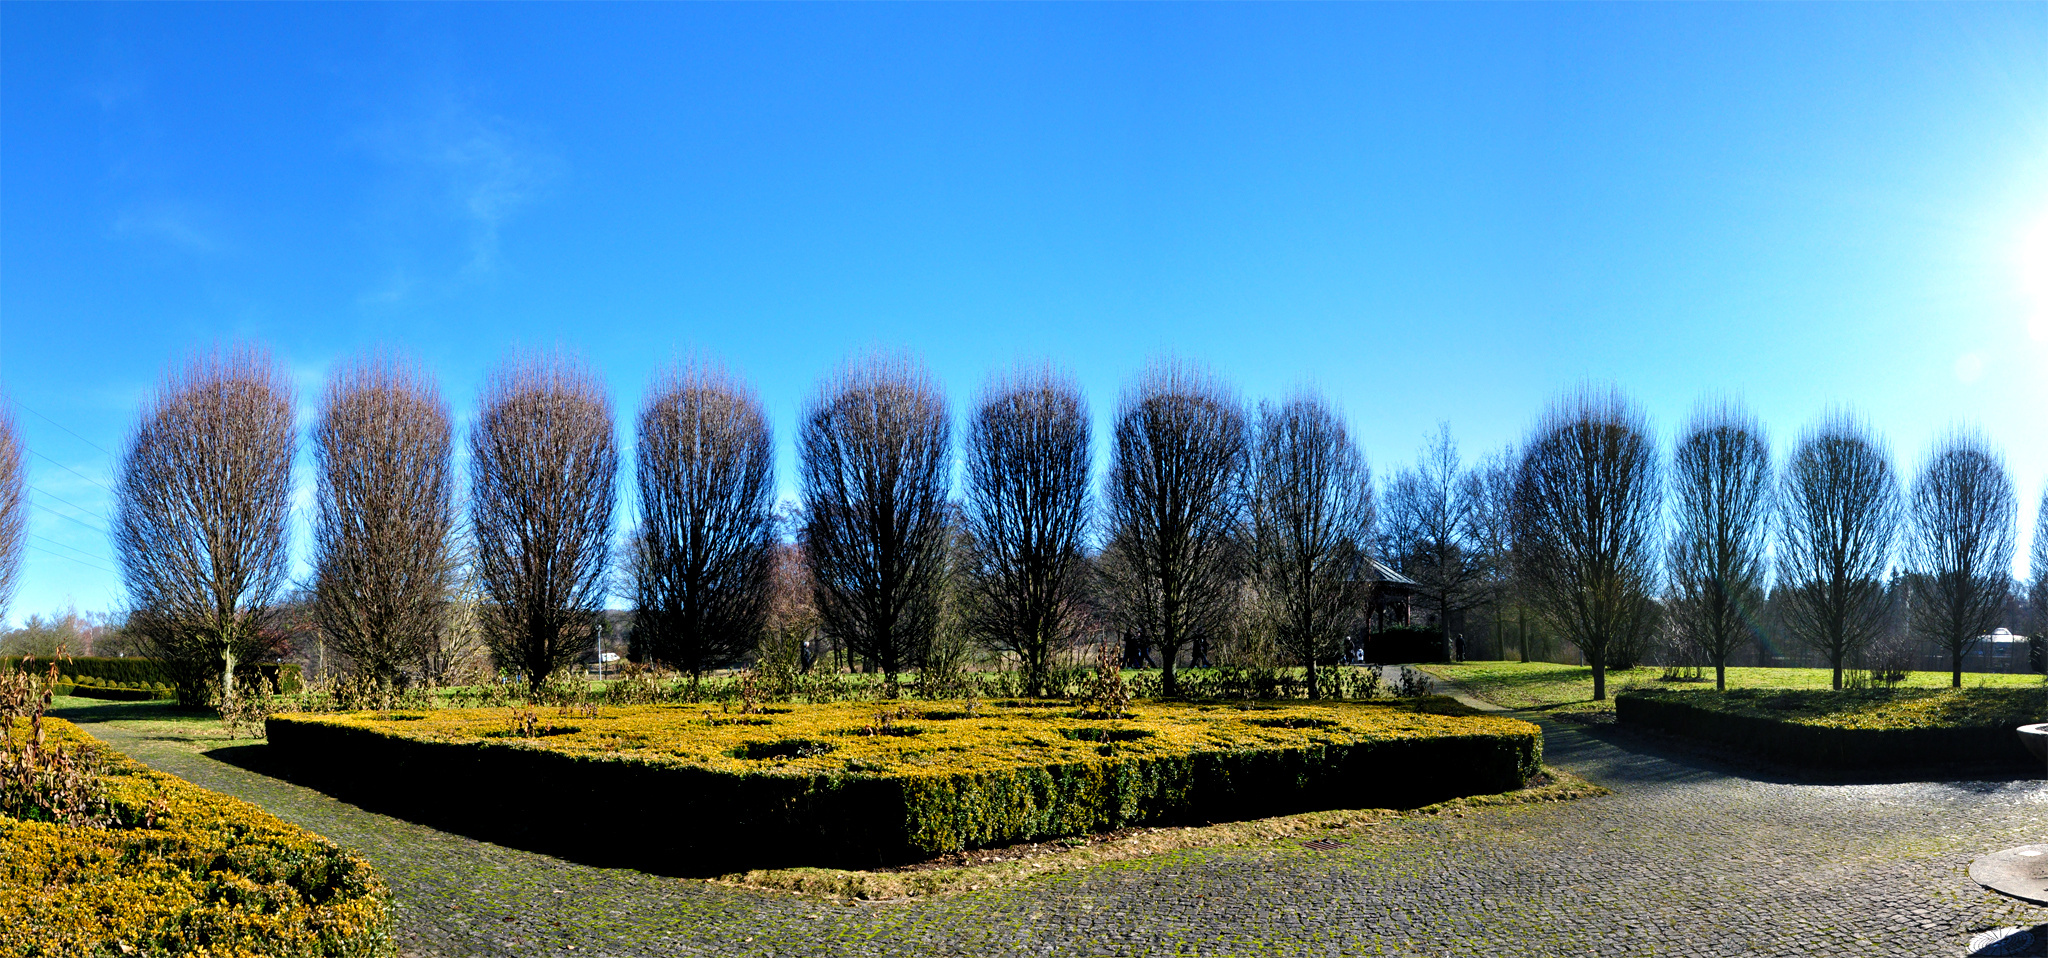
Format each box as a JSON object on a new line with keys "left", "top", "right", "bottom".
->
{"left": 69, "top": 697, "right": 2048, "bottom": 957}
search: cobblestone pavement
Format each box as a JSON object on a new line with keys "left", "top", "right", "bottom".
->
{"left": 72, "top": 699, "right": 2048, "bottom": 958}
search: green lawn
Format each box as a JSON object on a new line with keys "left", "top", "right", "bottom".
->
{"left": 46, "top": 695, "right": 265, "bottom": 755}
{"left": 1421, "top": 661, "right": 2047, "bottom": 718}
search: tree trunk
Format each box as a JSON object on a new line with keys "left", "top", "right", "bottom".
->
{"left": 221, "top": 643, "right": 238, "bottom": 713}
{"left": 1307, "top": 658, "right": 1319, "bottom": 700}
{"left": 1591, "top": 657, "right": 1606, "bottom": 701}
{"left": 1714, "top": 662, "right": 1726, "bottom": 692}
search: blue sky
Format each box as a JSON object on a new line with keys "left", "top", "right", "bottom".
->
{"left": 3, "top": 3, "right": 2045, "bottom": 621}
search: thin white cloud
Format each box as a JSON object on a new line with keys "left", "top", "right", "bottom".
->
{"left": 358, "top": 91, "right": 561, "bottom": 291}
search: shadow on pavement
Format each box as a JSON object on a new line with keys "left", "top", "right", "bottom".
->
{"left": 1547, "top": 714, "right": 2041, "bottom": 788}
{"left": 1971, "top": 925, "right": 2048, "bottom": 956}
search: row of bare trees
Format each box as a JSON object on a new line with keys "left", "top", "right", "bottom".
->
{"left": 82, "top": 344, "right": 2048, "bottom": 707}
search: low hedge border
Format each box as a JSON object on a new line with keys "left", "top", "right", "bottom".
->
{"left": 268, "top": 696, "right": 1541, "bottom": 873}
{"left": 1, "top": 718, "right": 392, "bottom": 958}
{"left": 50, "top": 683, "right": 176, "bottom": 702}
{"left": 1615, "top": 687, "right": 2041, "bottom": 768}
{"left": 3, "top": 656, "right": 166, "bottom": 686}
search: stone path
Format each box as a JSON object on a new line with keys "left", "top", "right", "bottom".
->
{"left": 68, "top": 692, "right": 2048, "bottom": 957}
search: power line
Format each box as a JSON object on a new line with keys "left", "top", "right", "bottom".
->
{"left": 32, "top": 502, "right": 108, "bottom": 538}
{"left": 29, "top": 532, "right": 114, "bottom": 567}
{"left": 29, "top": 485, "right": 112, "bottom": 525}
{"left": 25, "top": 543, "right": 118, "bottom": 577}
{"left": 29, "top": 449, "right": 114, "bottom": 495}
{"left": 19, "top": 405, "right": 117, "bottom": 459}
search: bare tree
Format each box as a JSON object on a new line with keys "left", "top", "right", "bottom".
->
{"left": 1100, "top": 362, "right": 1247, "bottom": 698}
{"left": 961, "top": 368, "right": 1092, "bottom": 697}
{"left": 798, "top": 357, "right": 951, "bottom": 682}
{"left": 2032, "top": 488, "right": 2048, "bottom": 643}
{"left": 1777, "top": 413, "right": 1900, "bottom": 691}
{"left": 1463, "top": 448, "right": 1520, "bottom": 662}
{"left": 1666, "top": 402, "right": 1773, "bottom": 691}
{"left": 1906, "top": 430, "right": 2017, "bottom": 688}
{"left": 761, "top": 542, "right": 822, "bottom": 674}
{"left": 1382, "top": 425, "right": 1488, "bottom": 661}
{"left": 631, "top": 363, "right": 776, "bottom": 677}
{"left": 115, "top": 349, "right": 295, "bottom": 708}
{"left": 1247, "top": 391, "right": 1373, "bottom": 698}
{"left": 1512, "top": 387, "right": 1661, "bottom": 701}
{"left": 0, "top": 403, "right": 22, "bottom": 620}
{"left": 310, "top": 355, "right": 457, "bottom": 690}
{"left": 470, "top": 355, "right": 618, "bottom": 696}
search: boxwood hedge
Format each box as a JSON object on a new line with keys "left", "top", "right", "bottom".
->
{"left": 268, "top": 696, "right": 1540, "bottom": 873}
{"left": 1, "top": 718, "right": 391, "bottom": 958}
{"left": 1615, "top": 686, "right": 2044, "bottom": 768}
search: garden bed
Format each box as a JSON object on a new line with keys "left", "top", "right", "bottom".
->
{"left": 1615, "top": 686, "right": 2046, "bottom": 768}
{"left": 268, "top": 696, "right": 1540, "bottom": 873}
{"left": 1, "top": 718, "right": 390, "bottom": 957}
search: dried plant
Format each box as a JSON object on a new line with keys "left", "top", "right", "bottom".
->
{"left": 1777, "top": 412, "right": 1900, "bottom": 691}
{"left": 311, "top": 354, "right": 457, "bottom": 691}
{"left": 0, "top": 657, "right": 109, "bottom": 826}
{"left": 1081, "top": 637, "right": 1133, "bottom": 719}
{"left": 1513, "top": 387, "right": 1662, "bottom": 701}
{"left": 798, "top": 356, "right": 952, "bottom": 682}
{"left": 631, "top": 363, "right": 776, "bottom": 676}
{"left": 1100, "top": 362, "right": 1247, "bottom": 698}
{"left": 962, "top": 368, "right": 1092, "bottom": 697}
{"left": 471, "top": 355, "right": 619, "bottom": 696}
{"left": 1906, "top": 430, "right": 2017, "bottom": 688}
{"left": 115, "top": 348, "right": 295, "bottom": 709}
{"left": 0, "top": 402, "right": 23, "bottom": 619}
{"left": 1247, "top": 391, "right": 1374, "bottom": 699}
{"left": 1666, "top": 402, "right": 1773, "bottom": 691}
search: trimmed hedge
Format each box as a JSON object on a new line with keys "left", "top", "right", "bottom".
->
{"left": 1, "top": 718, "right": 391, "bottom": 957}
{"left": 268, "top": 697, "right": 1541, "bottom": 873}
{"left": 1, "top": 657, "right": 302, "bottom": 697}
{"left": 51, "top": 682, "right": 176, "bottom": 702}
{"left": 1616, "top": 687, "right": 2043, "bottom": 768}
{"left": 4, "top": 656, "right": 166, "bottom": 686}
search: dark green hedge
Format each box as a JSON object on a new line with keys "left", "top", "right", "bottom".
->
{"left": 50, "top": 683, "right": 174, "bottom": 701}
{"left": 1615, "top": 689, "right": 2036, "bottom": 768}
{"left": 268, "top": 714, "right": 1538, "bottom": 874}
{"left": 3, "top": 656, "right": 165, "bottom": 685}
{"left": 3, "top": 658, "right": 301, "bottom": 699}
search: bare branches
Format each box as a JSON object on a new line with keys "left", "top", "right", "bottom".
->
{"left": 1247, "top": 391, "right": 1373, "bottom": 698}
{"left": 631, "top": 363, "right": 776, "bottom": 677}
{"left": 2032, "top": 488, "right": 2048, "bottom": 642}
{"left": 311, "top": 354, "right": 457, "bottom": 689}
{"left": 1382, "top": 424, "right": 1486, "bottom": 660}
{"left": 115, "top": 348, "right": 296, "bottom": 707}
{"left": 962, "top": 367, "right": 1092, "bottom": 696}
{"left": 0, "top": 404, "right": 22, "bottom": 620}
{"left": 1905, "top": 430, "right": 2016, "bottom": 688}
{"left": 1512, "top": 387, "right": 1661, "bottom": 701}
{"left": 1666, "top": 401, "right": 1773, "bottom": 690}
{"left": 470, "top": 355, "right": 618, "bottom": 695}
{"left": 798, "top": 356, "right": 952, "bottom": 681}
{"left": 1100, "top": 362, "right": 1247, "bottom": 698}
{"left": 1776, "top": 412, "right": 1900, "bottom": 691}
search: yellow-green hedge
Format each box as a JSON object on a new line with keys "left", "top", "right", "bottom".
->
{"left": 269, "top": 697, "right": 1540, "bottom": 872}
{"left": 1616, "top": 687, "right": 2044, "bottom": 767}
{"left": 0, "top": 719, "right": 391, "bottom": 958}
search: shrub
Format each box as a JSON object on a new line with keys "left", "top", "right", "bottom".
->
{"left": 1616, "top": 687, "right": 2043, "bottom": 767}
{"left": 0, "top": 718, "right": 390, "bottom": 957}
{"left": 269, "top": 696, "right": 1539, "bottom": 873}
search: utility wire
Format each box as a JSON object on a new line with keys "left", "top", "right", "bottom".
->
{"left": 29, "top": 449, "right": 115, "bottom": 495}
{"left": 25, "top": 543, "right": 119, "bottom": 577}
{"left": 29, "top": 485, "right": 113, "bottom": 525}
{"left": 29, "top": 532, "right": 114, "bottom": 567}
{"left": 32, "top": 502, "right": 109, "bottom": 538}
{"left": 19, "top": 405, "right": 117, "bottom": 459}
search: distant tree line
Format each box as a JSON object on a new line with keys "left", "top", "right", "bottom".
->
{"left": 0, "top": 346, "right": 2042, "bottom": 708}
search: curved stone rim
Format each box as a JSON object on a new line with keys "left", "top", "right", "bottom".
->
{"left": 1972, "top": 846, "right": 2048, "bottom": 906}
